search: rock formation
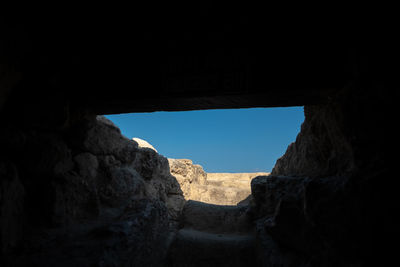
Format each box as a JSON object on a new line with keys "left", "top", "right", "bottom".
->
{"left": 168, "top": 159, "right": 208, "bottom": 197}
{"left": 0, "top": 114, "right": 264, "bottom": 266}
{"left": 1, "top": 82, "right": 395, "bottom": 266}
{"left": 132, "top": 137, "right": 158, "bottom": 152}
{"left": 206, "top": 172, "right": 269, "bottom": 205}
{"left": 0, "top": 115, "right": 185, "bottom": 266}
{"left": 168, "top": 158, "right": 268, "bottom": 205}
{"left": 249, "top": 85, "right": 395, "bottom": 266}
{"left": 167, "top": 200, "right": 256, "bottom": 266}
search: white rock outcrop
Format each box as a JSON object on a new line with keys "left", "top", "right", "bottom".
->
{"left": 132, "top": 137, "right": 158, "bottom": 152}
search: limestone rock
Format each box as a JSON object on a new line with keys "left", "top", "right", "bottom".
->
{"left": 204, "top": 173, "right": 269, "bottom": 205}
{"left": 0, "top": 115, "right": 185, "bottom": 266}
{"left": 271, "top": 105, "right": 355, "bottom": 178}
{"left": 168, "top": 159, "right": 207, "bottom": 201}
{"left": 168, "top": 159, "right": 268, "bottom": 205}
{"left": 132, "top": 137, "right": 158, "bottom": 152}
{"left": 65, "top": 116, "right": 184, "bottom": 221}
{"left": 168, "top": 159, "right": 207, "bottom": 185}
{"left": 207, "top": 172, "right": 269, "bottom": 188}
{"left": 68, "top": 115, "right": 139, "bottom": 164}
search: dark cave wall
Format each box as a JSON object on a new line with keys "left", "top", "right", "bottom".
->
{"left": 0, "top": 114, "right": 184, "bottom": 266}
{"left": 1, "top": 10, "right": 355, "bottom": 115}
{"left": 1, "top": 10, "right": 398, "bottom": 266}
{"left": 252, "top": 84, "right": 396, "bottom": 266}
{"left": 272, "top": 82, "right": 391, "bottom": 178}
{"left": 1, "top": 79, "right": 396, "bottom": 266}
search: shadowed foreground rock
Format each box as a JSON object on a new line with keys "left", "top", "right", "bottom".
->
{"left": 1, "top": 84, "right": 396, "bottom": 266}
{"left": 167, "top": 200, "right": 257, "bottom": 267}
{"left": 250, "top": 85, "right": 396, "bottom": 266}
{"left": 0, "top": 115, "right": 184, "bottom": 266}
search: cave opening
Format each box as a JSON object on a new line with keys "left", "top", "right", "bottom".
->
{"left": 97, "top": 107, "right": 305, "bottom": 266}
{"left": 1, "top": 10, "right": 395, "bottom": 265}
{"left": 104, "top": 107, "right": 304, "bottom": 206}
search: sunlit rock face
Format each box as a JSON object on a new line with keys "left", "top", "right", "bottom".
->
{"left": 132, "top": 137, "right": 158, "bottom": 152}
{"left": 168, "top": 158, "right": 268, "bottom": 205}
{"left": 168, "top": 159, "right": 207, "bottom": 200}
{"left": 206, "top": 172, "right": 269, "bottom": 205}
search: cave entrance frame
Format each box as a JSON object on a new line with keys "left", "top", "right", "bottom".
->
{"left": 104, "top": 107, "right": 305, "bottom": 206}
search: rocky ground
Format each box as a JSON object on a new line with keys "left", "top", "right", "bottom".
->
{"left": 167, "top": 200, "right": 256, "bottom": 266}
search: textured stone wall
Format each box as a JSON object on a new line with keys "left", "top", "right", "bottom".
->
{"left": 272, "top": 83, "right": 391, "bottom": 178}
{"left": 168, "top": 158, "right": 268, "bottom": 205}
{"left": 0, "top": 115, "right": 184, "bottom": 266}
{"left": 251, "top": 84, "right": 396, "bottom": 266}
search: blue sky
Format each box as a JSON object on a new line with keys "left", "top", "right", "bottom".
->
{"left": 105, "top": 107, "right": 304, "bottom": 173}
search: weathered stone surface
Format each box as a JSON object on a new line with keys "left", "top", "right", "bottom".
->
{"left": 132, "top": 137, "right": 158, "bottom": 152}
{"left": 72, "top": 115, "right": 139, "bottom": 164}
{"left": 272, "top": 105, "right": 355, "bottom": 178}
{"left": 168, "top": 159, "right": 207, "bottom": 188}
{"left": 207, "top": 172, "right": 269, "bottom": 188}
{"left": 250, "top": 175, "right": 305, "bottom": 218}
{"left": 9, "top": 199, "right": 170, "bottom": 267}
{"left": 73, "top": 152, "right": 98, "bottom": 178}
{"left": 251, "top": 174, "right": 364, "bottom": 266}
{"left": 204, "top": 172, "right": 269, "bottom": 205}
{"left": 181, "top": 200, "right": 252, "bottom": 234}
{"left": 272, "top": 86, "right": 391, "bottom": 179}
{"left": 252, "top": 86, "right": 396, "bottom": 266}
{"left": 167, "top": 229, "right": 256, "bottom": 267}
{"left": 168, "top": 158, "right": 268, "bottom": 205}
{"left": 251, "top": 175, "right": 310, "bottom": 254}
{"left": 168, "top": 158, "right": 207, "bottom": 202}
{"left": 0, "top": 115, "right": 185, "bottom": 266}
{"left": 167, "top": 200, "right": 257, "bottom": 267}
{"left": 190, "top": 184, "right": 250, "bottom": 206}
{"left": 255, "top": 219, "right": 309, "bottom": 267}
